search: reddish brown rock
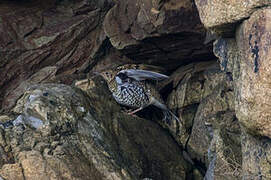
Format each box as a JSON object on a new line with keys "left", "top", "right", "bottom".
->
{"left": 104, "top": 0, "right": 214, "bottom": 70}
{"left": 0, "top": 0, "right": 214, "bottom": 111}
{"left": 0, "top": 0, "right": 112, "bottom": 110}
{"left": 3, "top": 66, "right": 57, "bottom": 111}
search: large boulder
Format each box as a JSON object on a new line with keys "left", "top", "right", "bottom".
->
{"left": 213, "top": 8, "right": 271, "bottom": 177}
{"left": 0, "top": 78, "right": 193, "bottom": 180}
{"left": 195, "top": 0, "right": 271, "bottom": 35}
{"left": 104, "top": 0, "right": 214, "bottom": 70}
{"left": 235, "top": 8, "right": 271, "bottom": 138}
{"left": 214, "top": 8, "right": 271, "bottom": 138}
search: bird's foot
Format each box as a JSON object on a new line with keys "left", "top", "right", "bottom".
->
{"left": 121, "top": 109, "right": 138, "bottom": 117}
{"left": 128, "top": 111, "right": 135, "bottom": 115}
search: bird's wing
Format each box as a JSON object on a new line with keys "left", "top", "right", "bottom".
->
{"left": 119, "top": 69, "right": 169, "bottom": 81}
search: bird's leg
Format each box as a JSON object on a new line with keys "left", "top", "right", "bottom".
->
{"left": 121, "top": 107, "right": 133, "bottom": 113}
{"left": 128, "top": 107, "right": 143, "bottom": 115}
{"left": 125, "top": 109, "right": 133, "bottom": 113}
{"left": 121, "top": 108, "right": 139, "bottom": 117}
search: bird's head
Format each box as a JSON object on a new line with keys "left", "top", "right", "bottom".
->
{"left": 98, "top": 70, "right": 117, "bottom": 84}
{"left": 93, "top": 64, "right": 139, "bottom": 84}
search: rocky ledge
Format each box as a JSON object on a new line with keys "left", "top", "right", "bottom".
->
{"left": 0, "top": 0, "right": 271, "bottom": 179}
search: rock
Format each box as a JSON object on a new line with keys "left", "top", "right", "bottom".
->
{"left": 235, "top": 8, "right": 271, "bottom": 138}
{"left": 166, "top": 60, "right": 242, "bottom": 179}
{"left": 195, "top": 0, "right": 271, "bottom": 35}
{"left": 0, "top": 0, "right": 215, "bottom": 111}
{"left": 0, "top": 80, "right": 192, "bottom": 179}
{"left": 166, "top": 61, "right": 220, "bottom": 147}
{"left": 4, "top": 0, "right": 271, "bottom": 179}
{"left": 0, "top": 163, "right": 24, "bottom": 180}
{"left": 104, "top": 0, "right": 214, "bottom": 70}
{"left": 104, "top": 0, "right": 203, "bottom": 47}
{"left": 0, "top": 124, "right": 13, "bottom": 168}
{"left": 212, "top": 8, "right": 271, "bottom": 179}
{"left": 0, "top": 0, "right": 112, "bottom": 110}
{"left": 205, "top": 112, "right": 241, "bottom": 180}
{"left": 189, "top": 69, "right": 241, "bottom": 180}
{"left": 241, "top": 131, "right": 271, "bottom": 179}
{"left": 3, "top": 66, "right": 57, "bottom": 111}
{"left": 213, "top": 38, "right": 240, "bottom": 81}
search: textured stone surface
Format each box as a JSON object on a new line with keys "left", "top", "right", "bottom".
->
{"left": 166, "top": 61, "right": 217, "bottom": 147}
{"left": 104, "top": 0, "right": 214, "bottom": 70}
{"left": 235, "top": 8, "right": 271, "bottom": 138}
{"left": 190, "top": 69, "right": 241, "bottom": 180}
{"left": 0, "top": 0, "right": 216, "bottom": 112}
{"left": 0, "top": 0, "right": 111, "bottom": 111}
{"left": 213, "top": 9, "right": 271, "bottom": 179}
{"left": 241, "top": 131, "right": 271, "bottom": 179}
{"left": 2, "top": 0, "right": 271, "bottom": 179}
{"left": 0, "top": 163, "right": 24, "bottom": 180}
{"left": 0, "top": 80, "right": 192, "bottom": 179}
{"left": 164, "top": 60, "right": 241, "bottom": 179}
{"left": 3, "top": 66, "right": 57, "bottom": 111}
{"left": 195, "top": 0, "right": 271, "bottom": 35}
{"left": 105, "top": 0, "right": 203, "bottom": 46}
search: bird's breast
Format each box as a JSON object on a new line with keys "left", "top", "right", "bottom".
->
{"left": 112, "top": 83, "right": 150, "bottom": 108}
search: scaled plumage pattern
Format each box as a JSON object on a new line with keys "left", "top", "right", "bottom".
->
{"left": 99, "top": 65, "right": 180, "bottom": 125}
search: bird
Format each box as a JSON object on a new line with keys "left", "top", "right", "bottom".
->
{"left": 97, "top": 65, "right": 180, "bottom": 125}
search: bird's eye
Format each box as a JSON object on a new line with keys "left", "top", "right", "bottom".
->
{"left": 117, "top": 72, "right": 127, "bottom": 79}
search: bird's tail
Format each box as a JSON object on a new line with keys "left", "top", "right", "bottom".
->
{"left": 150, "top": 97, "right": 181, "bottom": 126}
{"left": 162, "top": 109, "right": 181, "bottom": 126}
